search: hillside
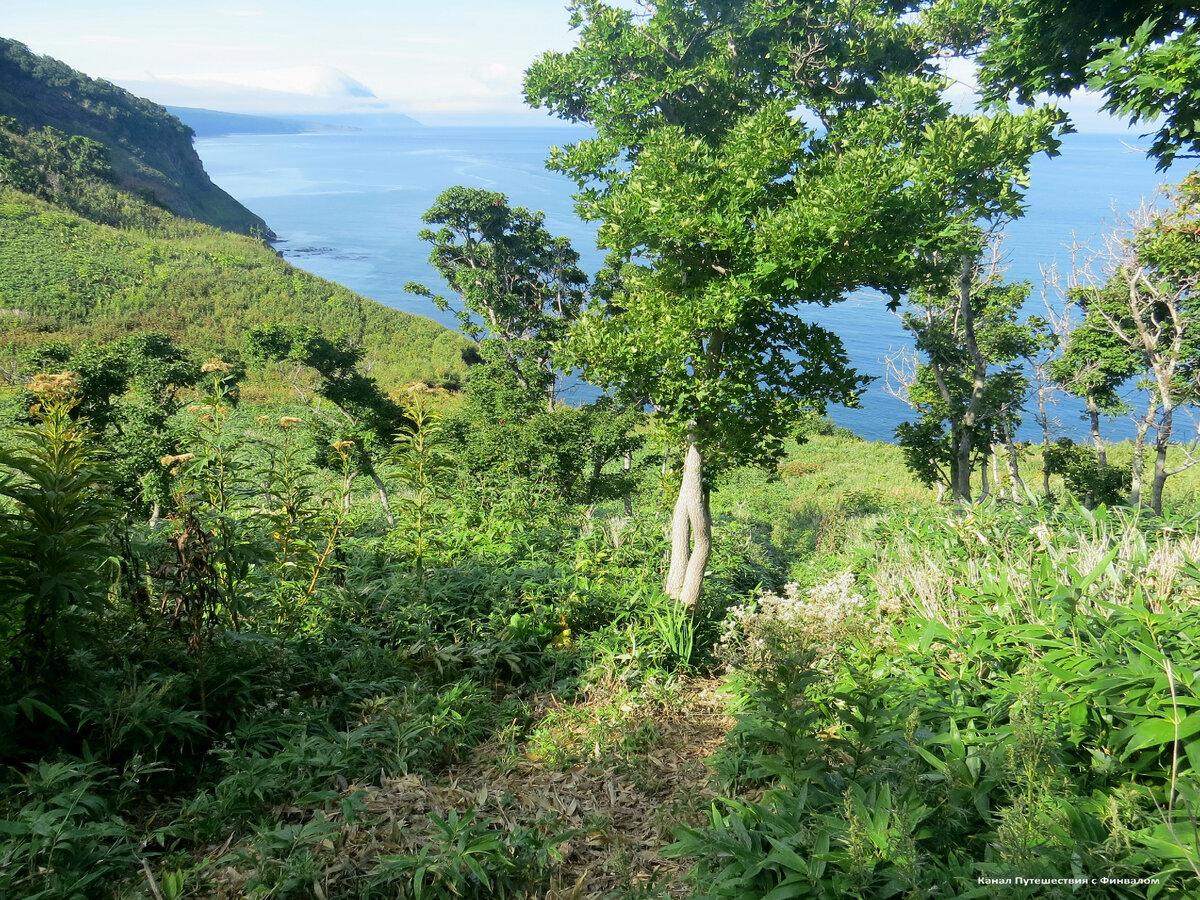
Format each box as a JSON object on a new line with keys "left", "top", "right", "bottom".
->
{"left": 0, "top": 181, "right": 467, "bottom": 390}
{"left": 0, "top": 37, "right": 270, "bottom": 236}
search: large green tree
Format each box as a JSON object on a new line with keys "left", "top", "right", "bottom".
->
{"left": 408, "top": 187, "right": 642, "bottom": 504}
{"left": 406, "top": 186, "right": 587, "bottom": 411}
{"left": 525, "top": 0, "right": 1064, "bottom": 606}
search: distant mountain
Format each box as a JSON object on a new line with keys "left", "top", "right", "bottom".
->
{"left": 166, "top": 107, "right": 423, "bottom": 138}
{"left": 0, "top": 38, "right": 271, "bottom": 236}
{"left": 164, "top": 107, "right": 353, "bottom": 138}
{"left": 287, "top": 112, "right": 424, "bottom": 132}
{"left": 117, "top": 65, "right": 408, "bottom": 120}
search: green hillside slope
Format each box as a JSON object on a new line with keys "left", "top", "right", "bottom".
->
{"left": 0, "top": 37, "right": 270, "bottom": 236}
{"left": 0, "top": 183, "right": 467, "bottom": 390}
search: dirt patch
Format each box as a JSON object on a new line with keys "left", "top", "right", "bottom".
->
{"left": 360, "top": 679, "right": 732, "bottom": 896}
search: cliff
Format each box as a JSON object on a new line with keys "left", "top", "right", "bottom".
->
{"left": 0, "top": 37, "right": 272, "bottom": 236}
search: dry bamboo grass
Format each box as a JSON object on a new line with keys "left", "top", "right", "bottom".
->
{"left": 206, "top": 679, "right": 733, "bottom": 899}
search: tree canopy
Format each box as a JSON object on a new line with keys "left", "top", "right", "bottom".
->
{"left": 525, "top": 0, "right": 1065, "bottom": 604}
{"left": 406, "top": 186, "right": 587, "bottom": 407}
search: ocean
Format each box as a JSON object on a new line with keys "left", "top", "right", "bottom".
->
{"left": 195, "top": 126, "right": 1175, "bottom": 442}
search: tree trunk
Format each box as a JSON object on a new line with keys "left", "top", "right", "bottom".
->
{"left": 955, "top": 254, "right": 986, "bottom": 503}
{"left": 1087, "top": 396, "right": 1106, "bottom": 467}
{"left": 367, "top": 466, "right": 395, "bottom": 526}
{"left": 1151, "top": 403, "right": 1174, "bottom": 516}
{"left": 952, "top": 422, "right": 973, "bottom": 502}
{"left": 1003, "top": 425, "right": 1026, "bottom": 501}
{"left": 1130, "top": 398, "right": 1157, "bottom": 509}
{"left": 665, "top": 439, "right": 711, "bottom": 608}
{"left": 1032, "top": 366, "right": 1053, "bottom": 498}
{"left": 623, "top": 448, "right": 633, "bottom": 517}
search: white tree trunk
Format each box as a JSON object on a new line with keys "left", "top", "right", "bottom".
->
{"left": 665, "top": 440, "right": 711, "bottom": 608}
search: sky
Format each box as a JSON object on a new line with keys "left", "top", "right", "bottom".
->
{"left": 5, "top": 0, "right": 592, "bottom": 124}
{"left": 6, "top": 0, "right": 1141, "bottom": 131}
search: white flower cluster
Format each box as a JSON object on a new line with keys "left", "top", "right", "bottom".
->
{"left": 718, "top": 572, "right": 879, "bottom": 670}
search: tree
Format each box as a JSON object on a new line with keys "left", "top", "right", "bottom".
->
{"left": 408, "top": 187, "right": 642, "bottom": 505}
{"left": 1050, "top": 316, "right": 1139, "bottom": 462}
{"left": 525, "top": 0, "right": 1064, "bottom": 606}
{"left": 894, "top": 251, "right": 1052, "bottom": 501}
{"left": 406, "top": 186, "right": 587, "bottom": 411}
{"left": 243, "top": 323, "right": 410, "bottom": 523}
{"left": 980, "top": 1, "right": 1200, "bottom": 166}
{"left": 1066, "top": 176, "right": 1200, "bottom": 514}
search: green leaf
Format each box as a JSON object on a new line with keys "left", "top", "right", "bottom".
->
{"left": 1118, "top": 717, "right": 1185, "bottom": 759}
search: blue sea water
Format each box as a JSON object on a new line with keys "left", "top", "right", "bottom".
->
{"left": 195, "top": 126, "right": 1175, "bottom": 442}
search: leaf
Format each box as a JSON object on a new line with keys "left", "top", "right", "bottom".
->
{"left": 761, "top": 879, "right": 809, "bottom": 900}
{"left": 18, "top": 696, "right": 67, "bottom": 727}
{"left": 1118, "top": 717, "right": 1186, "bottom": 759}
{"left": 765, "top": 838, "right": 810, "bottom": 874}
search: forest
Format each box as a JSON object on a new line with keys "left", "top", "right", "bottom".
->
{"left": 2, "top": 1, "right": 1200, "bottom": 898}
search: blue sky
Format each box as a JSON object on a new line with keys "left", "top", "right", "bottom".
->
{"left": 7, "top": 1, "right": 1139, "bottom": 131}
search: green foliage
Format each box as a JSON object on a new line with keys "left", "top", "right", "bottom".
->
{"left": 6, "top": 19, "right": 1200, "bottom": 892}
{"left": 979, "top": 2, "right": 1200, "bottom": 167}
{"left": 0, "top": 756, "right": 153, "bottom": 900}
{"left": 369, "top": 806, "right": 561, "bottom": 899}
{"left": 387, "top": 396, "right": 457, "bottom": 572}
{"left": 525, "top": 0, "right": 1065, "bottom": 606}
{"left": 1044, "top": 438, "right": 1132, "bottom": 507}
{"left": 0, "top": 184, "right": 468, "bottom": 392}
{"left": 407, "top": 185, "right": 586, "bottom": 404}
{"left": 1063, "top": 174, "right": 1200, "bottom": 513}
{"left": 528, "top": 0, "right": 1066, "bottom": 471}
{"left": 18, "top": 332, "right": 207, "bottom": 510}
{"left": 0, "top": 398, "right": 118, "bottom": 678}
{"left": 243, "top": 323, "right": 413, "bottom": 502}
{"left": 896, "top": 269, "right": 1052, "bottom": 498}
{"left": 408, "top": 187, "right": 641, "bottom": 504}
{"left": 646, "top": 588, "right": 696, "bottom": 673}
{"left": 446, "top": 387, "right": 643, "bottom": 505}
{"left": 1050, "top": 293, "right": 1141, "bottom": 418}
{"left": 675, "top": 501, "right": 1200, "bottom": 897}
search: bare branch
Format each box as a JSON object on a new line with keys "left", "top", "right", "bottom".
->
{"left": 882, "top": 346, "right": 918, "bottom": 406}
